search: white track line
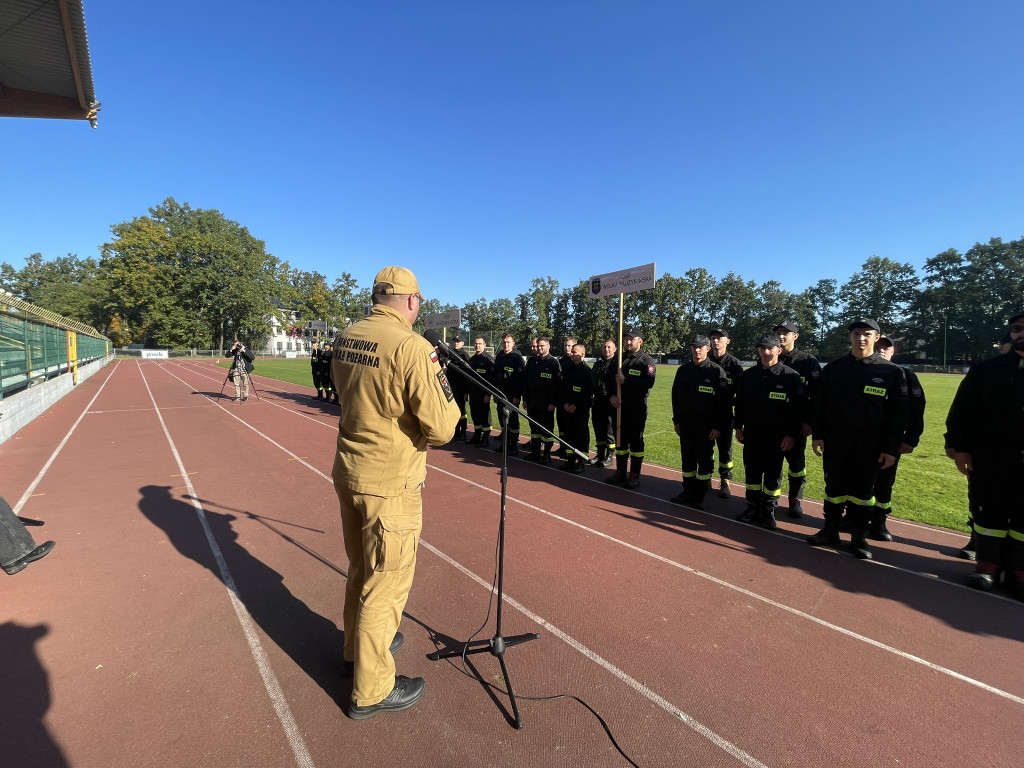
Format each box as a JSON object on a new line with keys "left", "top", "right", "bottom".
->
{"left": 137, "top": 362, "right": 315, "bottom": 768}
{"left": 12, "top": 361, "right": 119, "bottom": 514}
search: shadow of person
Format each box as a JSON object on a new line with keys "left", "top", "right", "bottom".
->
{"left": 136, "top": 485, "right": 352, "bottom": 709}
{"left": 0, "top": 622, "right": 69, "bottom": 768}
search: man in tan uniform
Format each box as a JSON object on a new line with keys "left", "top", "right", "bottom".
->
{"left": 331, "top": 266, "right": 460, "bottom": 720}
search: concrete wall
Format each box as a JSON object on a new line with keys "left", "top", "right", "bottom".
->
{"left": 0, "top": 354, "right": 114, "bottom": 446}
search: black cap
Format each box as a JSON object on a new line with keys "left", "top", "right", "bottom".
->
{"left": 452, "top": 336, "right": 463, "bottom": 343}
{"left": 756, "top": 335, "right": 782, "bottom": 348}
{"left": 848, "top": 318, "right": 881, "bottom": 332}
{"left": 773, "top": 320, "right": 799, "bottom": 333}
{"left": 709, "top": 327, "right": 729, "bottom": 337}
{"left": 876, "top": 335, "right": 894, "bottom": 347}
{"left": 624, "top": 328, "right": 643, "bottom": 338}
{"left": 1009, "top": 309, "right": 1024, "bottom": 325}
{"left": 691, "top": 335, "right": 711, "bottom": 347}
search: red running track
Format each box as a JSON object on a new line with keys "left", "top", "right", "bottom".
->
{"left": 1, "top": 359, "right": 1020, "bottom": 768}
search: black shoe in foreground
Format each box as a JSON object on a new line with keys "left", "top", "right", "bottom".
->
{"left": 349, "top": 675, "right": 425, "bottom": 721}
{"left": 623, "top": 476, "right": 640, "bottom": 489}
{"left": 341, "top": 632, "right": 405, "bottom": 676}
{"left": 2, "top": 540, "right": 56, "bottom": 575}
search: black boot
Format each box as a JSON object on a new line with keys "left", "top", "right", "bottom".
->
{"left": 808, "top": 516, "right": 842, "bottom": 547}
{"left": 967, "top": 535, "right": 1003, "bottom": 591}
{"left": 602, "top": 445, "right": 615, "bottom": 468}
{"left": 788, "top": 476, "right": 806, "bottom": 518}
{"left": 540, "top": 443, "right": 553, "bottom": 466}
{"left": 623, "top": 457, "right": 644, "bottom": 489}
{"left": 959, "top": 518, "right": 976, "bottom": 560}
{"left": 688, "top": 477, "right": 708, "bottom": 510}
{"left": 526, "top": 438, "right": 542, "bottom": 461}
{"left": 736, "top": 495, "right": 760, "bottom": 523}
{"left": 761, "top": 497, "right": 779, "bottom": 530}
{"left": 848, "top": 507, "right": 873, "bottom": 559}
{"left": 868, "top": 508, "right": 893, "bottom": 541}
{"left": 605, "top": 454, "right": 628, "bottom": 484}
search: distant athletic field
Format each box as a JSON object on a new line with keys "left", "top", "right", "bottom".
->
{"left": 242, "top": 359, "right": 969, "bottom": 532}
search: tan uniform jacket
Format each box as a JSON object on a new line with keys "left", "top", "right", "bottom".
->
{"left": 331, "top": 305, "right": 460, "bottom": 495}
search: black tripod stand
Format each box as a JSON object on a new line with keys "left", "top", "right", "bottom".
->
{"left": 424, "top": 333, "right": 588, "bottom": 729}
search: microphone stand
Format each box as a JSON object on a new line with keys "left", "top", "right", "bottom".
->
{"left": 425, "top": 336, "right": 587, "bottom": 729}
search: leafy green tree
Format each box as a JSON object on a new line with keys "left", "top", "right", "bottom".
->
{"left": 838, "top": 256, "right": 918, "bottom": 337}
{"left": 101, "top": 198, "right": 285, "bottom": 349}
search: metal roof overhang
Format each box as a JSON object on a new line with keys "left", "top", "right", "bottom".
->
{"left": 0, "top": 0, "right": 99, "bottom": 126}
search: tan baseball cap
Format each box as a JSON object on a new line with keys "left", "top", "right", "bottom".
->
{"left": 373, "top": 266, "right": 424, "bottom": 299}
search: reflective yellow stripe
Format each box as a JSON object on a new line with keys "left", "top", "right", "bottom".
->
{"left": 973, "top": 524, "right": 1007, "bottom": 539}
{"left": 876, "top": 500, "right": 892, "bottom": 510}
{"left": 750, "top": 483, "right": 764, "bottom": 492}
{"left": 697, "top": 473, "right": 712, "bottom": 480}
{"left": 848, "top": 496, "right": 876, "bottom": 506}
{"left": 1009, "top": 529, "right": 1024, "bottom": 542}
{"left": 682, "top": 471, "right": 697, "bottom": 478}
{"left": 765, "top": 488, "right": 782, "bottom": 498}
{"left": 789, "top": 470, "right": 807, "bottom": 478}
{"left": 719, "top": 461, "right": 734, "bottom": 469}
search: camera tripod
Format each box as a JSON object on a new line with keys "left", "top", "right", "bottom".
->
{"left": 218, "top": 354, "right": 261, "bottom": 402}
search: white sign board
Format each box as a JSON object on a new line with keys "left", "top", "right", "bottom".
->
{"left": 285, "top": 351, "right": 298, "bottom": 359}
{"left": 307, "top": 320, "right": 327, "bottom": 331}
{"left": 425, "top": 310, "right": 462, "bottom": 330}
{"left": 588, "top": 263, "right": 657, "bottom": 297}
{"left": 141, "top": 350, "right": 169, "bottom": 359}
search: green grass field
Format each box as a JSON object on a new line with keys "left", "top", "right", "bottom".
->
{"left": 242, "top": 358, "right": 970, "bottom": 531}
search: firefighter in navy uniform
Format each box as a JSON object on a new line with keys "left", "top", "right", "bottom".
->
{"left": 524, "top": 338, "right": 562, "bottom": 464}
{"left": 773, "top": 320, "right": 822, "bottom": 518}
{"left": 709, "top": 328, "right": 746, "bottom": 499}
{"left": 311, "top": 341, "right": 324, "bottom": 399}
{"left": 589, "top": 339, "right": 618, "bottom": 467}
{"left": 492, "top": 333, "right": 527, "bottom": 452}
{"left": 555, "top": 337, "right": 577, "bottom": 456}
{"left": 945, "top": 310, "right": 1024, "bottom": 599}
{"left": 319, "top": 340, "right": 338, "bottom": 405}
{"left": 809, "top": 319, "right": 907, "bottom": 560}
{"left": 733, "top": 336, "right": 805, "bottom": 529}
{"left": 606, "top": 329, "right": 656, "bottom": 489}
{"left": 668, "top": 336, "right": 731, "bottom": 510}
{"left": 869, "top": 336, "right": 926, "bottom": 541}
{"left": 559, "top": 342, "right": 595, "bottom": 474}
{"left": 466, "top": 337, "right": 495, "bottom": 445}
{"left": 446, "top": 336, "right": 472, "bottom": 441}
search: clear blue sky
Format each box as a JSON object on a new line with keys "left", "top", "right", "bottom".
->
{"left": 3, "top": 1, "right": 1022, "bottom": 307}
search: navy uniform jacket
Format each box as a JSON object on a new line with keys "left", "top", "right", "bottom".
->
{"left": 780, "top": 347, "right": 821, "bottom": 427}
{"left": 813, "top": 353, "right": 908, "bottom": 457}
{"left": 525, "top": 354, "right": 562, "bottom": 408}
{"left": 493, "top": 349, "right": 526, "bottom": 400}
{"left": 613, "top": 350, "right": 657, "bottom": 406}
{"left": 902, "top": 367, "right": 926, "bottom": 448}
{"left": 671, "top": 358, "right": 731, "bottom": 434}
{"left": 561, "top": 361, "right": 595, "bottom": 409}
{"left": 945, "top": 352, "right": 1024, "bottom": 458}
{"left": 734, "top": 361, "right": 805, "bottom": 439}
{"left": 468, "top": 351, "right": 495, "bottom": 395}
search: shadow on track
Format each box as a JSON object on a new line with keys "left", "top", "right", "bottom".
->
{"left": 0, "top": 622, "right": 69, "bottom": 768}
{"left": 136, "top": 484, "right": 353, "bottom": 709}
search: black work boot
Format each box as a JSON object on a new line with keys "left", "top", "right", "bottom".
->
{"left": 623, "top": 457, "right": 643, "bottom": 489}
{"left": 606, "top": 455, "right": 628, "bottom": 484}
{"left": 526, "top": 438, "right": 542, "bottom": 461}
{"left": 761, "top": 498, "right": 779, "bottom": 530}
{"left": 736, "top": 496, "right": 760, "bottom": 523}
{"left": 868, "top": 509, "right": 893, "bottom": 541}
{"left": 808, "top": 515, "right": 842, "bottom": 547}
{"left": 848, "top": 507, "right": 873, "bottom": 559}
{"left": 788, "top": 476, "right": 806, "bottom": 518}
{"left": 540, "top": 443, "right": 553, "bottom": 465}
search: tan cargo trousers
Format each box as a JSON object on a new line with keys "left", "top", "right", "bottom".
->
{"left": 337, "top": 484, "right": 422, "bottom": 706}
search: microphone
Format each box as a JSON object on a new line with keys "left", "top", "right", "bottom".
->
{"left": 423, "top": 329, "right": 452, "bottom": 362}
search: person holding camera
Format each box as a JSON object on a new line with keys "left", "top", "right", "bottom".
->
{"left": 227, "top": 341, "right": 255, "bottom": 402}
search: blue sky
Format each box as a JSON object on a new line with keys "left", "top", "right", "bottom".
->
{"left": 2, "top": 1, "right": 1022, "bottom": 307}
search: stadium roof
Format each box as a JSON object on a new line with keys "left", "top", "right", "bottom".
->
{"left": 0, "top": 0, "right": 99, "bottom": 127}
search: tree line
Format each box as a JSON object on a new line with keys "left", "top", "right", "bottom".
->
{"left": 2, "top": 197, "right": 1021, "bottom": 362}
